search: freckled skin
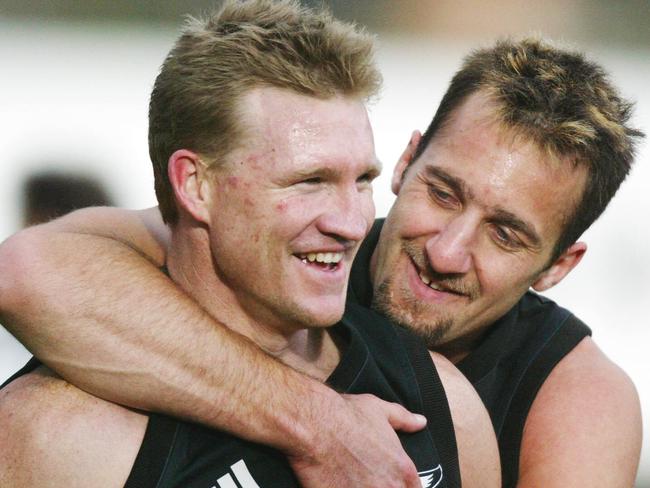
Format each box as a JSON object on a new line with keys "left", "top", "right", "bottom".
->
{"left": 200, "top": 87, "right": 378, "bottom": 335}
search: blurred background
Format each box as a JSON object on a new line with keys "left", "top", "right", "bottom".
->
{"left": 1, "top": 0, "right": 648, "bottom": 484}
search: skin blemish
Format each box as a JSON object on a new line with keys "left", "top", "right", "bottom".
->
{"left": 226, "top": 176, "right": 240, "bottom": 188}
{"left": 275, "top": 200, "right": 288, "bottom": 212}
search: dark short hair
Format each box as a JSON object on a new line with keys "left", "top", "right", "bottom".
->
{"left": 149, "top": 0, "right": 381, "bottom": 224}
{"left": 412, "top": 38, "right": 644, "bottom": 261}
{"left": 23, "top": 172, "right": 113, "bottom": 226}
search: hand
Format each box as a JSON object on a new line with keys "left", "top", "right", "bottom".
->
{"left": 288, "top": 392, "right": 426, "bottom": 488}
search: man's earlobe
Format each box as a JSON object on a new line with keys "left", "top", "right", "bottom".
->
{"left": 391, "top": 130, "right": 422, "bottom": 195}
{"left": 532, "top": 242, "right": 587, "bottom": 291}
{"left": 168, "top": 149, "right": 212, "bottom": 224}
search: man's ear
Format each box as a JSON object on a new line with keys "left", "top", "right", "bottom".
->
{"left": 167, "top": 149, "right": 212, "bottom": 225}
{"left": 391, "top": 130, "right": 422, "bottom": 195}
{"left": 532, "top": 242, "right": 587, "bottom": 291}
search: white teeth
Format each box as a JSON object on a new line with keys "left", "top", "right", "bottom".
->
{"left": 299, "top": 252, "right": 343, "bottom": 264}
{"left": 419, "top": 272, "right": 444, "bottom": 291}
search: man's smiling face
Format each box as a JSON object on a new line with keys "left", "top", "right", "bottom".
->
{"left": 370, "top": 92, "right": 588, "bottom": 358}
{"left": 205, "top": 87, "right": 379, "bottom": 335}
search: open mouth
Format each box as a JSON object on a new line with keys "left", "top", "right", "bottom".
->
{"left": 296, "top": 252, "right": 343, "bottom": 271}
{"left": 412, "top": 259, "right": 466, "bottom": 297}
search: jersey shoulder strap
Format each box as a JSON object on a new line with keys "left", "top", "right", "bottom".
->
{"left": 124, "top": 413, "right": 179, "bottom": 488}
{"left": 396, "top": 327, "right": 461, "bottom": 488}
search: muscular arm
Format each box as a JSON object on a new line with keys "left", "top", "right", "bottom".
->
{"left": 517, "top": 337, "right": 642, "bottom": 487}
{"left": 0, "top": 206, "right": 425, "bottom": 488}
{"left": 0, "top": 367, "right": 147, "bottom": 488}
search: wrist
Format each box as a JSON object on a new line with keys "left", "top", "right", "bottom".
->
{"left": 273, "top": 375, "right": 340, "bottom": 460}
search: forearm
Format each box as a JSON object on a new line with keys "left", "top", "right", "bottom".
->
{"left": 0, "top": 227, "right": 329, "bottom": 454}
{"left": 0, "top": 212, "right": 429, "bottom": 487}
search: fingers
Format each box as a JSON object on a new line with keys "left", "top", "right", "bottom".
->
{"left": 290, "top": 392, "right": 427, "bottom": 488}
{"left": 381, "top": 400, "right": 427, "bottom": 433}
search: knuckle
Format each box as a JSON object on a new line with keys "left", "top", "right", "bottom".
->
{"left": 398, "top": 456, "right": 417, "bottom": 477}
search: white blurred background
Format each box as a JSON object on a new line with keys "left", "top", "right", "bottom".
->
{"left": 1, "top": 1, "right": 648, "bottom": 485}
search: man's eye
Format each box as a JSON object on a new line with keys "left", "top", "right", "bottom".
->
{"left": 300, "top": 177, "right": 322, "bottom": 185}
{"left": 491, "top": 225, "right": 522, "bottom": 249}
{"left": 429, "top": 186, "right": 457, "bottom": 206}
{"left": 357, "top": 172, "right": 377, "bottom": 186}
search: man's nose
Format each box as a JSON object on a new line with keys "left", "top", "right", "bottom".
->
{"left": 316, "top": 187, "right": 372, "bottom": 243}
{"left": 424, "top": 216, "right": 475, "bottom": 275}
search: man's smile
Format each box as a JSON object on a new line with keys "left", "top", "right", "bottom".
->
{"left": 297, "top": 252, "right": 344, "bottom": 270}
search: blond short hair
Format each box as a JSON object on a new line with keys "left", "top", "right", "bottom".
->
{"left": 149, "top": 0, "right": 381, "bottom": 223}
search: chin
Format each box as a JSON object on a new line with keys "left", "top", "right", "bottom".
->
{"left": 309, "top": 310, "right": 345, "bottom": 328}
{"left": 299, "top": 304, "right": 345, "bottom": 329}
{"left": 299, "top": 294, "right": 346, "bottom": 326}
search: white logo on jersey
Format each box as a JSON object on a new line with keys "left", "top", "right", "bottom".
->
{"left": 210, "top": 459, "right": 442, "bottom": 488}
{"left": 212, "top": 459, "right": 261, "bottom": 488}
{"left": 419, "top": 465, "right": 443, "bottom": 488}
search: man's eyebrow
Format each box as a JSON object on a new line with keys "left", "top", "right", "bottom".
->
{"left": 424, "top": 165, "right": 472, "bottom": 202}
{"left": 491, "top": 208, "right": 542, "bottom": 248}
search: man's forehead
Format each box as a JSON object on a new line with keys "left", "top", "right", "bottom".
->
{"left": 224, "top": 87, "right": 379, "bottom": 172}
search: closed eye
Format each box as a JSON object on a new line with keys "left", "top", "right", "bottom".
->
{"left": 299, "top": 176, "right": 322, "bottom": 185}
{"left": 357, "top": 170, "right": 379, "bottom": 185}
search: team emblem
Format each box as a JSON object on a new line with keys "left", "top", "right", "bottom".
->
{"left": 418, "top": 465, "right": 443, "bottom": 488}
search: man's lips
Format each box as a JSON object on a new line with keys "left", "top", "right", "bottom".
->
{"left": 408, "top": 256, "right": 472, "bottom": 298}
{"left": 293, "top": 251, "right": 347, "bottom": 276}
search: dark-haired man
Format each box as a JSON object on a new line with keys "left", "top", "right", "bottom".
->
{"left": 0, "top": 32, "right": 642, "bottom": 488}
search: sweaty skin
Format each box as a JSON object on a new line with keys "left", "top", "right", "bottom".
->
{"left": 0, "top": 214, "right": 500, "bottom": 488}
{"left": 0, "top": 88, "right": 433, "bottom": 488}
{"left": 0, "top": 88, "right": 500, "bottom": 488}
{"left": 1, "top": 86, "right": 640, "bottom": 486}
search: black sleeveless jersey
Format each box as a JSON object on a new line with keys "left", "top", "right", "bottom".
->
{"left": 2, "top": 305, "right": 458, "bottom": 488}
{"left": 349, "top": 219, "right": 592, "bottom": 487}
{"left": 124, "top": 305, "right": 456, "bottom": 488}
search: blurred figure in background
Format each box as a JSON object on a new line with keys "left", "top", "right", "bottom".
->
{"left": 22, "top": 171, "right": 114, "bottom": 226}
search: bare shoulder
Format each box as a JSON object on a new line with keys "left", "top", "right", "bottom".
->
{"left": 519, "top": 337, "right": 642, "bottom": 487}
{"left": 429, "top": 351, "right": 501, "bottom": 488}
{"left": 0, "top": 366, "right": 148, "bottom": 487}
